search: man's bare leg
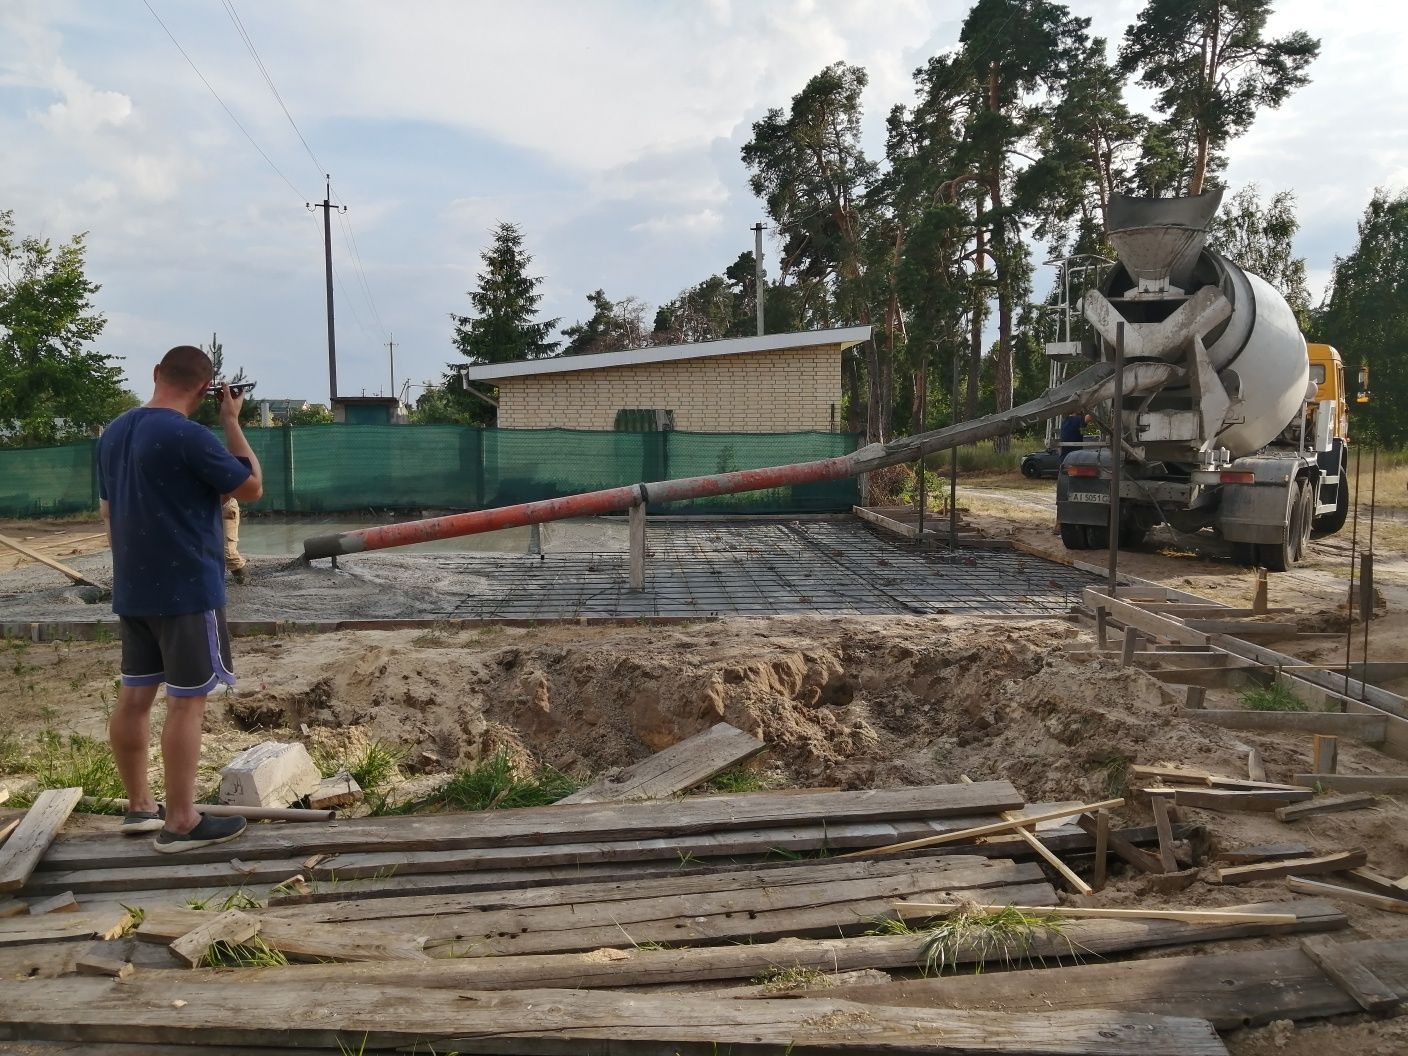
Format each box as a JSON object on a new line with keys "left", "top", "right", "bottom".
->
{"left": 109, "top": 683, "right": 161, "bottom": 813}
{"left": 161, "top": 695, "right": 208, "bottom": 834}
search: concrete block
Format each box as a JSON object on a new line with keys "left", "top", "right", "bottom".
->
{"left": 219, "top": 741, "right": 321, "bottom": 808}
{"left": 308, "top": 772, "right": 363, "bottom": 810}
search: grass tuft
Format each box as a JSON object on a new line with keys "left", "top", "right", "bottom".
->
{"left": 706, "top": 766, "right": 773, "bottom": 794}
{"left": 868, "top": 904, "right": 1073, "bottom": 976}
{"left": 751, "top": 965, "right": 830, "bottom": 993}
{"left": 313, "top": 738, "right": 405, "bottom": 793}
{"left": 201, "top": 934, "right": 289, "bottom": 969}
{"left": 407, "top": 752, "right": 579, "bottom": 813}
{"left": 9, "top": 729, "right": 126, "bottom": 808}
{"left": 1241, "top": 683, "right": 1308, "bottom": 712}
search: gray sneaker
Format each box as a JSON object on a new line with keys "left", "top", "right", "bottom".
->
{"left": 153, "top": 814, "right": 247, "bottom": 854}
{"left": 120, "top": 805, "right": 165, "bottom": 835}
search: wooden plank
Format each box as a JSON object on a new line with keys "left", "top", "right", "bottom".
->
{"left": 75, "top": 939, "right": 135, "bottom": 979}
{"left": 838, "top": 798, "right": 1124, "bottom": 859}
{"left": 1151, "top": 794, "right": 1178, "bottom": 872}
{"left": 1129, "top": 765, "right": 1302, "bottom": 791}
{"left": 0, "top": 899, "right": 27, "bottom": 918}
{"left": 0, "top": 908, "right": 131, "bottom": 948}
{"left": 1313, "top": 735, "right": 1339, "bottom": 775}
{"left": 1147, "top": 787, "right": 1312, "bottom": 812}
{"left": 139, "top": 908, "right": 428, "bottom": 963}
{"left": 0, "top": 788, "right": 82, "bottom": 893}
{"left": 25, "top": 891, "right": 78, "bottom": 915}
{"left": 167, "top": 909, "right": 262, "bottom": 968}
{"left": 813, "top": 938, "right": 1408, "bottom": 1031}
{"left": 1287, "top": 877, "right": 1408, "bottom": 914}
{"left": 0, "top": 977, "right": 1231, "bottom": 1055}
{"left": 1181, "top": 619, "right": 1300, "bottom": 635}
{"left": 1276, "top": 794, "right": 1378, "bottom": 822}
{"left": 1082, "top": 588, "right": 1209, "bottom": 647}
{"left": 1076, "top": 813, "right": 1161, "bottom": 873}
{"left": 1218, "top": 843, "right": 1314, "bottom": 865}
{"left": 0, "top": 532, "right": 99, "bottom": 587}
{"left": 1211, "top": 632, "right": 1408, "bottom": 722}
{"left": 1216, "top": 850, "right": 1367, "bottom": 885}
{"left": 895, "top": 903, "right": 1299, "bottom": 925}
{"left": 1178, "top": 709, "right": 1387, "bottom": 741}
{"left": 1344, "top": 869, "right": 1408, "bottom": 901}
{"left": 958, "top": 775, "right": 1090, "bottom": 895}
{"left": 1293, "top": 773, "right": 1408, "bottom": 793}
{"left": 181, "top": 898, "right": 1348, "bottom": 993}
{"left": 558, "top": 723, "right": 765, "bottom": 804}
{"left": 39, "top": 781, "right": 1024, "bottom": 870}
{"left": 1185, "top": 684, "right": 1207, "bottom": 709}
{"left": 0, "top": 817, "right": 19, "bottom": 848}
{"left": 1152, "top": 666, "right": 1259, "bottom": 689}
{"left": 1299, "top": 935, "right": 1403, "bottom": 1012}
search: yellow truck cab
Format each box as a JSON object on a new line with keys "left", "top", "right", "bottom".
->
{"left": 1307, "top": 343, "right": 1349, "bottom": 442}
{"left": 1304, "top": 342, "right": 1351, "bottom": 535}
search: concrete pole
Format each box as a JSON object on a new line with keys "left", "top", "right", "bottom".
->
{"left": 1107, "top": 322, "right": 1125, "bottom": 593}
{"left": 629, "top": 502, "right": 646, "bottom": 592}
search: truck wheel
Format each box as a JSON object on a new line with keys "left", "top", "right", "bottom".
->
{"left": 1021, "top": 460, "right": 1041, "bottom": 479}
{"left": 1119, "top": 520, "right": 1148, "bottom": 548}
{"left": 1257, "top": 520, "right": 1296, "bottom": 573}
{"left": 1059, "top": 522, "right": 1089, "bottom": 550}
{"left": 1312, "top": 472, "right": 1350, "bottom": 536}
{"left": 1086, "top": 524, "right": 1111, "bottom": 549}
{"left": 1230, "top": 542, "right": 1257, "bottom": 566}
{"left": 1292, "top": 481, "right": 1314, "bottom": 561}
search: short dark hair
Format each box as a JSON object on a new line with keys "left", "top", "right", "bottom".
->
{"left": 157, "top": 345, "right": 214, "bottom": 390}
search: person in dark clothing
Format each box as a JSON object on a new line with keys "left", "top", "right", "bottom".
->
{"left": 1059, "top": 413, "right": 1084, "bottom": 460}
{"left": 98, "top": 346, "right": 264, "bottom": 853}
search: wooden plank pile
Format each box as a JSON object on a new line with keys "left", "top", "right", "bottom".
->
{"left": 0, "top": 725, "right": 1405, "bottom": 1052}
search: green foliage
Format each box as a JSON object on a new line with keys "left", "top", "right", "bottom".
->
{"left": 201, "top": 934, "right": 289, "bottom": 969}
{"left": 1312, "top": 189, "right": 1408, "bottom": 446}
{"left": 751, "top": 965, "right": 830, "bottom": 993}
{"left": 410, "top": 752, "right": 579, "bottom": 813}
{"left": 706, "top": 766, "right": 773, "bottom": 794}
{"left": 1241, "top": 683, "right": 1308, "bottom": 712}
{"left": 1119, "top": 0, "right": 1320, "bottom": 195}
{"left": 452, "top": 222, "right": 559, "bottom": 366}
{"left": 312, "top": 738, "right": 405, "bottom": 793}
{"left": 916, "top": 905, "right": 1071, "bottom": 975}
{"left": 0, "top": 210, "right": 136, "bottom": 446}
{"left": 562, "top": 289, "right": 649, "bottom": 355}
{"left": 1208, "top": 184, "right": 1311, "bottom": 326}
{"left": 10, "top": 728, "right": 126, "bottom": 806}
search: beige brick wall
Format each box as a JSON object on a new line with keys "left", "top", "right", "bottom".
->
{"left": 495, "top": 343, "right": 843, "bottom": 432}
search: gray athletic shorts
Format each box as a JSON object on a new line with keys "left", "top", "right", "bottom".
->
{"left": 119, "top": 609, "right": 236, "bottom": 698}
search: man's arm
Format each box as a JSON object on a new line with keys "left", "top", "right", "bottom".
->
{"left": 219, "top": 387, "right": 263, "bottom": 502}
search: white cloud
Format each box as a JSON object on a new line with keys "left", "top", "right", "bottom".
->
{"left": 630, "top": 209, "right": 724, "bottom": 237}
{"left": 36, "top": 60, "right": 131, "bottom": 134}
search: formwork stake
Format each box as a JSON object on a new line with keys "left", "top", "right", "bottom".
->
{"left": 629, "top": 503, "right": 646, "bottom": 592}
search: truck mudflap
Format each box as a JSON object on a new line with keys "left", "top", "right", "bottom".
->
{"left": 1218, "top": 477, "right": 1297, "bottom": 545}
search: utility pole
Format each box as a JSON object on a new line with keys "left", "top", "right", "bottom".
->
{"left": 387, "top": 334, "right": 397, "bottom": 400}
{"left": 752, "top": 222, "right": 766, "bottom": 336}
{"left": 308, "top": 175, "right": 345, "bottom": 405}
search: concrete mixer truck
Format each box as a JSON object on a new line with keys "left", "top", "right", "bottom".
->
{"left": 1055, "top": 189, "right": 1351, "bottom": 571}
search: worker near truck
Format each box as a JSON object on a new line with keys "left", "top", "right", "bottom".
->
{"left": 97, "top": 345, "right": 264, "bottom": 853}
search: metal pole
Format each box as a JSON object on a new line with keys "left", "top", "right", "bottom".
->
{"left": 1360, "top": 445, "right": 1378, "bottom": 685}
{"left": 1344, "top": 444, "right": 1362, "bottom": 697}
{"left": 388, "top": 335, "right": 396, "bottom": 402}
{"left": 916, "top": 351, "right": 927, "bottom": 543}
{"left": 752, "top": 223, "right": 766, "bottom": 337}
{"left": 1107, "top": 323, "right": 1125, "bottom": 593}
{"left": 949, "top": 353, "right": 959, "bottom": 550}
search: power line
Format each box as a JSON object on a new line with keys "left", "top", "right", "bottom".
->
{"left": 140, "top": 0, "right": 306, "bottom": 202}
{"left": 219, "top": 0, "right": 325, "bottom": 180}
{"left": 336, "top": 208, "right": 388, "bottom": 340}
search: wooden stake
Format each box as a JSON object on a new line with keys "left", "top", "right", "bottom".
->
{"left": 838, "top": 798, "right": 1125, "bottom": 860}
{"left": 628, "top": 502, "right": 646, "bottom": 593}
{"left": 1092, "top": 810, "right": 1109, "bottom": 891}
{"left": 1095, "top": 605, "right": 1109, "bottom": 647}
{"left": 1121, "top": 626, "right": 1141, "bottom": 667}
{"left": 1076, "top": 813, "right": 1162, "bottom": 874}
{"left": 958, "top": 776, "right": 1092, "bottom": 896}
{"left": 1185, "top": 685, "right": 1206, "bottom": 710}
{"left": 1312, "top": 735, "right": 1339, "bottom": 775}
{"left": 1252, "top": 567, "right": 1269, "bottom": 614}
{"left": 1151, "top": 795, "right": 1178, "bottom": 873}
{"left": 895, "top": 902, "right": 1299, "bottom": 925}
{"left": 0, "top": 532, "right": 100, "bottom": 587}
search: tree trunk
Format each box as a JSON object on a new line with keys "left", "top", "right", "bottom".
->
{"left": 1190, "top": 128, "right": 1209, "bottom": 196}
{"left": 843, "top": 351, "right": 863, "bottom": 433}
{"left": 966, "top": 198, "right": 987, "bottom": 421}
{"left": 911, "top": 366, "right": 927, "bottom": 435}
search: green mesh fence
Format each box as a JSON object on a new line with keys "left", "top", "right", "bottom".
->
{"left": 0, "top": 427, "right": 861, "bottom": 517}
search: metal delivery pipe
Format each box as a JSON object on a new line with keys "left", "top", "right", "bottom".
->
{"left": 303, "top": 360, "right": 1175, "bottom": 562}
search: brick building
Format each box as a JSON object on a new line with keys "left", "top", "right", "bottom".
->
{"left": 462, "top": 326, "right": 870, "bottom": 432}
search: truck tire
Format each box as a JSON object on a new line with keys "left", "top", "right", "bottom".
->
{"left": 1312, "top": 471, "right": 1350, "bottom": 536}
{"left": 1257, "top": 516, "right": 1297, "bottom": 573}
{"left": 1021, "top": 459, "right": 1041, "bottom": 479}
{"left": 1230, "top": 542, "right": 1257, "bottom": 566}
{"left": 1059, "top": 522, "right": 1090, "bottom": 550}
{"left": 1119, "top": 520, "right": 1148, "bottom": 548}
{"left": 1086, "top": 524, "right": 1111, "bottom": 549}
{"left": 1292, "top": 480, "right": 1314, "bottom": 561}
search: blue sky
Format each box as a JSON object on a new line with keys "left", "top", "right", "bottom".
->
{"left": 2, "top": 0, "right": 1405, "bottom": 405}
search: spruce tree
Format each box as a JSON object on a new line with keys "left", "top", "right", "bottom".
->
{"left": 452, "top": 222, "right": 559, "bottom": 365}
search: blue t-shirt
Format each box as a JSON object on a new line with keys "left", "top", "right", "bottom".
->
{"left": 97, "top": 408, "right": 252, "bottom": 617}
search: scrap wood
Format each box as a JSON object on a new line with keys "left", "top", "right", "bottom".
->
{"left": 0, "top": 898, "right": 27, "bottom": 918}
{"left": 1218, "top": 842, "right": 1314, "bottom": 865}
{"left": 167, "top": 909, "right": 262, "bottom": 968}
{"left": 74, "top": 939, "right": 135, "bottom": 979}
{"left": 0, "top": 786, "right": 83, "bottom": 893}
{"left": 0, "top": 816, "right": 17, "bottom": 847}
{"left": 895, "top": 902, "right": 1299, "bottom": 925}
{"left": 79, "top": 796, "right": 333, "bottom": 823}
{"left": 558, "top": 721, "right": 766, "bottom": 804}
{"left": 1216, "top": 849, "right": 1368, "bottom": 885}
{"left": 1287, "top": 876, "right": 1408, "bottom": 915}
{"left": 1276, "top": 793, "right": 1379, "bottom": 822}
{"left": 1345, "top": 869, "right": 1408, "bottom": 901}
{"left": 0, "top": 908, "right": 132, "bottom": 948}
{"left": 808, "top": 936, "right": 1408, "bottom": 1032}
{"left": 137, "top": 907, "right": 429, "bottom": 963}
{"left": 1131, "top": 765, "right": 1303, "bottom": 792}
{"left": 958, "top": 775, "right": 1091, "bottom": 895}
{"left": 1292, "top": 773, "right": 1408, "bottom": 793}
{"left": 1298, "top": 935, "right": 1403, "bottom": 1013}
{"left": 1178, "top": 708, "right": 1388, "bottom": 741}
{"left": 837, "top": 798, "right": 1124, "bottom": 859}
{"left": 1144, "top": 787, "right": 1312, "bottom": 812}
{"left": 0, "top": 977, "right": 1230, "bottom": 1055}
{"left": 25, "top": 891, "right": 78, "bottom": 915}
{"left": 1076, "top": 813, "right": 1162, "bottom": 874}
{"left": 0, "top": 532, "right": 100, "bottom": 587}
{"left": 1150, "top": 795, "right": 1179, "bottom": 873}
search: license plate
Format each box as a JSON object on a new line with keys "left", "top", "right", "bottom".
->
{"left": 1067, "top": 491, "right": 1110, "bottom": 504}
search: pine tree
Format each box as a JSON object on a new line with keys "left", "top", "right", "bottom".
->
{"left": 452, "top": 222, "right": 559, "bottom": 365}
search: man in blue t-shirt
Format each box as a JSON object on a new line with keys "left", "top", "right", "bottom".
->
{"left": 98, "top": 345, "right": 264, "bottom": 853}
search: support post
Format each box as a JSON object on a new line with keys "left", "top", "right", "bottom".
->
{"left": 1120, "top": 626, "right": 1140, "bottom": 667}
{"left": 1095, "top": 605, "right": 1109, "bottom": 648}
{"left": 1359, "top": 553, "right": 1374, "bottom": 624}
{"left": 1312, "top": 734, "right": 1339, "bottom": 775}
{"left": 1107, "top": 322, "right": 1124, "bottom": 592}
{"left": 1185, "top": 685, "right": 1206, "bottom": 710}
{"left": 628, "top": 502, "right": 646, "bottom": 592}
{"left": 752, "top": 222, "right": 766, "bottom": 337}
{"left": 1252, "top": 568, "right": 1268, "bottom": 615}
{"left": 1092, "top": 809, "right": 1109, "bottom": 891}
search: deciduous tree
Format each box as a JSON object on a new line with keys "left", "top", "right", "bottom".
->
{"left": 1208, "top": 184, "right": 1311, "bottom": 326}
